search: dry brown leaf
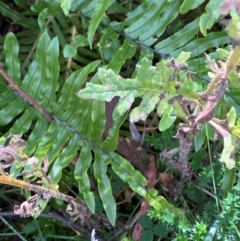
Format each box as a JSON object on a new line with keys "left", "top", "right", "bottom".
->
{"left": 14, "top": 194, "right": 41, "bottom": 218}
{"left": 0, "top": 135, "right": 26, "bottom": 169}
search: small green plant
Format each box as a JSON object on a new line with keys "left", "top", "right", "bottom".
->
{"left": 139, "top": 214, "right": 169, "bottom": 240}
{"left": 145, "top": 126, "right": 178, "bottom": 151}
{"left": 217, "top": 182, "right": 240, "bottom": 240}
{"left": 148, "top": 206, "right": 209, "bottom": 241}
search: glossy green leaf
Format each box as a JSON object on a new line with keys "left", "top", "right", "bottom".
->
{"left": 139, "top": 214, "right": 152, "bottom": 229}
{"left": 0, "top": 32, "right": 103, "bottom": 185}
{"left": 221, "top": 168, "right": 236, "bottom": 197}
{"left": 145, "top": 193, "right": 188, "bottom": 222}
{"left": 63, "top": 44, "right": 77, "bottom": 57}
{"left": 4, "top": 33, "right": 21, "bottom": 84}
{"left": 44, "top": 36, "right": 60, "bottom": 108}
{"left": 14, "top": 0, "right": 29, "bottom": 9}
{"left": 180, "top": 0, "right": 206, "bottom": 14}
{"left": 194, "top": 128, "right": 206, "bottom": 152}
{"left": 155, "top": 18, "right": 199, "bottom": 54}
{"left": 87, "top": 0, "right": 111, "bottom": 48}
{"left": 31, "top": 1, "right": 49, "bottom": 12}
{"left": 94, "top": 151, "right": 116, "bottom": 225}
{"left": 0, "top": 32, "right": 51, "bottom": 128}
{"left": 25, "top": 116, "right": 52, "bottom": 155}
{"left": 146, "top": 188, "right": 158, "bottom": 198}
{"left": 60, "top": 0, "right": 71, "bottom": 16}
{"left": 80, "top": 0, "right": 98, "bottom": 16}
{"left": 141, "top": 229, "right": 154, "bottom": 241}
{"left": 101, "top": 109, "right": 128, "bottom": 152}
{"left": 111, "top": 153, "right": 147, "bottom": 196}
{"left": 50, "top": 132, "right": 78, "bottom": 183}
{"left": 90, "top": 100, "right": 106, "bottom": 145}
{"left": 199, "top": 0, "right": 222, "bottom": 36}
{"left": 97, "top": 27, "right": 119, "bottom": 62}
{"left": 224, "top": 91, "right": 240, "bottom": 119}
{"left": 0, "top": 2, "right": 21, "bottom": 23}
{"left": 107, "top": 39, "right": 137, "bottom": 73}
{"left": 79, "top": 100, "right": 94, "bottom": 138}
{"left": 122, "top": 1, "right": 153, "bottom": 28}
{"left": 22, "top": 32, "right": 50, "bottom": 99}
{"left": 139, "top": 1, "right": 180, "bottom": 46}
{"left": 172, "top": 31, "right": 229, "bottom": 57}
{"left": 124, "top": 1, "right": 168, "bottom": 39}
{"left": 144, "top": 191, "right": 162, "bottom": 210}
{"left": 159, "top": 105, "right": 177, "bottom": 131}
{"left": 38, "top": 4, "right": 61, "bottom": 30}
{"left": 153, "top": 222, "right": 168, "bottom": 238}
{"left": 74, "top": 34, "right": 89, "bottom": 47}
{"left": 74, "top": 143, "right": 95, "bottom": 213}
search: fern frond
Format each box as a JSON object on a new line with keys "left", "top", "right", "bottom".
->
{"left": 1, "top": 0, "right": 230, "bottom": 228}
{"left": 0, "top": 30, "right": 152, "bottom": 225}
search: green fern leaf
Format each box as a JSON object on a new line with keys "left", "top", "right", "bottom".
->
{"left": 101, "top": 109, "right": 128, "bottom": 152}
{"left": 0, "top": 4, "right": 18, "bottom": 21}
{"left": 0, "top": 2, "right": 32, "bottom": 26}
{"left": 74, "top": 142, "right": 95, "bottom": 213}
{"left": 155, "top": 18, "right": 199, "bottom": 55}
{"left": 1, "top": 30, "right": 149, "bottom": 225}
{"left": 107, "top": 39, "right": 137, "bottom": 73}
{"left": 97, "top": 26, "right": 120, "bottom": 62}
{"left": 38, "top": 4, "right": 61, "bottom": 30}
{"left": 60, "top": 0, "right": 71, "bottom": 16}
{"left": 87, "top": 0, "right": 112, "bottom": 48}
{"left": 111, "top": 153, "right": 147, "bottom": 196}
{"left": 1, "top": 32, "right": 103, "bottom": 210}
{"left": 199, "top": 0, "right": 222, "bottom": 36}
{"left": 172, "top": 31, "right": 229, "bottom": 57}
{"left": 138, "top": 1, "right": 180, "bottom": 46}
{"left": 4, "top": 33, "right": 21, "bottom": 84}
{"left": 94, "top": 150, "right": 116, "bottom": 226}
{"left": 180, "top": 0, "right": 205, "bottom": 14}
{"left": 124, "top": 1, "right": 168, "bottom": 39}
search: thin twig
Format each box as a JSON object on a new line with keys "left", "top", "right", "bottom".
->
{"left": 192, "top": 183, "right": 218, "bottom": 200}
